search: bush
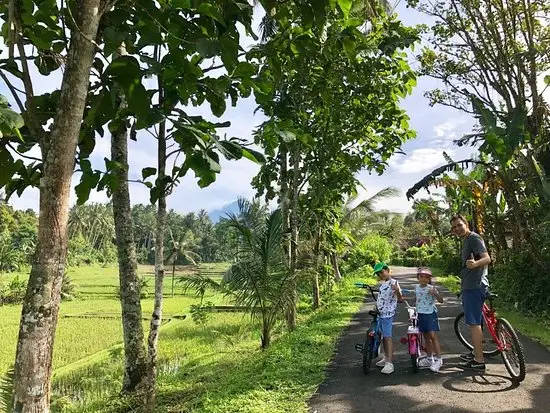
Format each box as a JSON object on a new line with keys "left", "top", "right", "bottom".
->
{"left": 491, "top": 221, "right": 550, "bottom": 316}
{"left": 343, "top": 234, "right": 394, "bottom": 273}
{"left": 428, "top": 238, "right": 462, "bottom": 274}
{"left": 0, "top": 276, "right": 27, "bottom": 305}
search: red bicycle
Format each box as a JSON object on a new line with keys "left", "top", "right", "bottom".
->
{"left": 454, "top": 291, "right": 526, "bottom": 382}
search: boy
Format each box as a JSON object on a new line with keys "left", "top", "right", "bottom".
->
{"left": 373, "top": 262, "right": 402, "bottom": 374}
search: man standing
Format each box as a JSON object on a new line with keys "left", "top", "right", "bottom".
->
{"left": 451, "top": 215, "right": 491, "bottom": 370}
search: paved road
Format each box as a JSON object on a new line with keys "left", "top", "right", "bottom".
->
{"left": 308, "top": 267, "right": 550, "bottom": 413}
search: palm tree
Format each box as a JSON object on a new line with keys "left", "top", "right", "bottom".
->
{"left": 330, "top": 186, "right": 400, "bottom": 280}
{"left": 166, "top": 229, "right": 201, "bottom": 297}
{"left": 182, "top": 205, "right": 292, "bottom": 349}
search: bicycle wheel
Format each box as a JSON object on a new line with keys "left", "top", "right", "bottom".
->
{"left": 497, "top": 318, "right": 526, "bottom": 383}
{"left": 362, "top": 335, "right": 375, "bottom": 375}
{"left": 411, "top": 355, "right": 418, "bottom": 373}
{"left": 409, "top": 335, "right": 419, "bottom": 373}
{"left": 454, "top": 312, "right": 500, "bottom": 357}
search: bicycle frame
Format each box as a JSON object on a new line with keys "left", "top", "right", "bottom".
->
{"left": 482, "top": 300, "right": 508, "bottom": 352}
{"left": 403, "top": 301, "right": 424, "bottom": 356}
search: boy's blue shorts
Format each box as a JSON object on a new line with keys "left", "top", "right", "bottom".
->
{"left": 379, "top": 316, "right": 394, "bottom": 338}
{"left": 462, "top": 287, "right": 487, "bottom": 325}
{"left": 418, "top": 312, "right": 440, "bottom": 333}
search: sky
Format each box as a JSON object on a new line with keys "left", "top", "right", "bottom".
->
{"left": 2, "top": 2, "right": 481, "bottom": 216}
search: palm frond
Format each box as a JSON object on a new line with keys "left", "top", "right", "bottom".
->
{"left": 0, "top": 366, "right": 14, "bottom": 412}
{"left": 179, "top": 274, "right": 224, "bottom": 299}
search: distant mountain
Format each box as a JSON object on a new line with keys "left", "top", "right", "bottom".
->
{"left": 208, "top": 200, "right": 240, "bottom": 223}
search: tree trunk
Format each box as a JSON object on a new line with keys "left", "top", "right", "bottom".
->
{"left": 146, "top": 62, "right": 167, "bottom": 409}
{"left": 330, "top": 252, "right": 342, "bottom": 283}
{"left": 111, "top": 44, "right": 148, "bottom": 395}
{"left": 12, "top": 2, "right": 104, "bottom": 411}
{"left": 286, "top": 143, "right": 300, "bottom": 331}
{"left": 261, "top": 315, "right": 271, "bottom": 349}
{"left": 312, "top": 226, "right": 321, "bottom": 310}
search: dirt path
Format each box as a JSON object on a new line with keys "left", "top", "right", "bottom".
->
{"left": 308, "top": 267, "right": 550, "bottom": 413}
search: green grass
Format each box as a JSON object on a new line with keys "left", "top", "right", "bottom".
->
{"left": 1, "top": 264, "right": 374, "bottom": 412}
{"left": 53, "top": 274, "right": 374, "bottom": 412}
{"left": 435, "top": 271, "right": 550, "bottom": 350}
{"left": 0, "top": 264, "right": 230, "bottom": 376}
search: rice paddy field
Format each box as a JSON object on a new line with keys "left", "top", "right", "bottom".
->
{"left": 0, "top": 263, "right": 229, "bottom": 376}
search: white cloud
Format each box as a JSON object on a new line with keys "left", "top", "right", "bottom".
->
{"left": 389, "top": 148, "right": 454, "bottom": 174}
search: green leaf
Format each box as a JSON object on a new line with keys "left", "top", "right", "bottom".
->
{"left": 142, "top": 167, "right": 157, "bottom": 180}
{"left": 0, "top": 148, "right": 18, "bottom": 187}
{"left": 337, "top": 0, "right": 353, "bottom": 18}
{"left": 276, "top": 129, "right": 296, "bottom": 142}
{"left": 75, "top": 171, "right": 101, "bottom": 205}
{"left": 220, "top": 32, "right": 239, "bottom": 72}
{"left": 196, "top": 38, "right": 221, "bottom": 58}
{"left": 242, "top": 148, "right": 266, "bottom": 164}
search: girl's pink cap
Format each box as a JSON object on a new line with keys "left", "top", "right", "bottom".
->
{"left": 417, "top": 267, "right": 432, "bottom": 276}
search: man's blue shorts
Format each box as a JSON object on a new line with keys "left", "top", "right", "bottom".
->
{"left": 379, "top": 316, "right": 394, "bottom": 338}
{"left": 418, "top": 312, "right": 440, "bottom": 333}
{"left": 462, "top": 287, "right": 487, "bottom": 325}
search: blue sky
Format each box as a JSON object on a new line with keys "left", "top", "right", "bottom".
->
{"left": 3, "top": 3, "right": 480, "bottom": 215}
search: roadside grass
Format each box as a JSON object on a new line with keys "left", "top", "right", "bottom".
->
{"left": 435, "top": 271, "right": 550, "bottom": 349}
{"left": 52, "top": 274, "right": 375, "bottom": 412}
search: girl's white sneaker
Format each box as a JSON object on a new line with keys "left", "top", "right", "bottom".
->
{"left": 381, "top": 362, "right": 395, "bottom": 374}
{"left": 376, "top": 358, "right": 386, "bottom": 367}
{"left": 430, "top": 358, "right": 443, "bottom": 372}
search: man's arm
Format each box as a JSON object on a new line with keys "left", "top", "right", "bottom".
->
{"left": 466, "top": 251, "right": 491, "bottom": 269}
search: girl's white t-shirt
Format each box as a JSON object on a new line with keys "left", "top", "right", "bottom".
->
{"left": 415, "top": 285, "right": 437, "bottom": 314}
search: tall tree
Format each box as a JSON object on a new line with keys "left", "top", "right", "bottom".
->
{"left": 1, "top": 0, "right": 109, "bottom": 408}
{"left": 411, "top": 0, "right": 550, "bottom": 245}
{"left": 253, "top": 2, "right": 418, "bottom": 316}
{"left": 110, "top": 44, "right": 148, "bottom": 394}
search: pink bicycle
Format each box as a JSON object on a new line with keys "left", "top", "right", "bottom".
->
{"left": 401, "top": 300, "right": 425, "bottom": 373}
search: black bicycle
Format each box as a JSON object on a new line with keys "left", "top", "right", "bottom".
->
{"left": 354, "top": 283, "right": 382, "bottom": 374}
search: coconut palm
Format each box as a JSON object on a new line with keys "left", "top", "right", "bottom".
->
{"left": 329, "top": 187, "right": 400, "bottom": 279}
{"left": 166, "top": 229, "right": 201, "bottom": 297}
{"left": 181, "top": 204, "right": 292, "bottom": 349}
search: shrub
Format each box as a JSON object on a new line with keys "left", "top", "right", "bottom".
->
{"left": 343, "top": 234, "right": 393, "bottom": 273}
{"left": 491, "top": 221, "right": 550, "bottom": 316}
{"left": 0, "top": 276, "right": 27, "bottom": 305}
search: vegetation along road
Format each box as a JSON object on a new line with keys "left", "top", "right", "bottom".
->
{"left": 309, "top": 267, "right": 550, "bottom": 413}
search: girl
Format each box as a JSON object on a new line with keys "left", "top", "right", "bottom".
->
{"left": 415, "top": 267, "right": 444, "bottom": 372}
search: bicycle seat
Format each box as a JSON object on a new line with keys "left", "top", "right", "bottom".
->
{"left": 368, "top": 309, "right": 379, "bottom": 317}
{"left": 486, "top": 291, "right": 498, "bottom": 299}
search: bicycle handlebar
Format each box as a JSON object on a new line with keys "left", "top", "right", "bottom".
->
{"left": 354, "top": 282, "right": 378, "bottom": 301}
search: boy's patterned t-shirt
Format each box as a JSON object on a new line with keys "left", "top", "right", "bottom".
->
{"left": 377, "top": 278, "right": 399, "bottom": 318}
{"left": 415, "top": 285, "right": 437, "bottom": 314}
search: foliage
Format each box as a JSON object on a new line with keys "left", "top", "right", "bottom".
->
{"left": 0, "top": 276, "right": 26, "bottom": 305}
{"left": 491, "top": 221, "right": 550, "bottom": 315}
{"left": 189, "top": 301, "right": 214, "bottom": 326}
{"left": 0, "top": 366, "right": 14, "bottom": 413}
{"left": 182, "top": 202, "right": 292, "bottom": 348}
{"left": 343, "top": 233, "right": 393, "bottom": 273}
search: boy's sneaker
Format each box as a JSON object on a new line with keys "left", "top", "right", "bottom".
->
{"left": 375, "top": 358, "right": 386, "bottom": 367}
{"left": 462, "top": 359, "right": 486, "bottom": 371}
{"left": 381, "top": 362, "right": 394, "bottom": 374}
{"left": 418, "top": 357, "right": 433, "bottom": 368}
{"left": 460, "top": 351, "right": 475, "bottom": 361}
{"left": 430, "top": 358, "right": 443, "bottom": 372}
